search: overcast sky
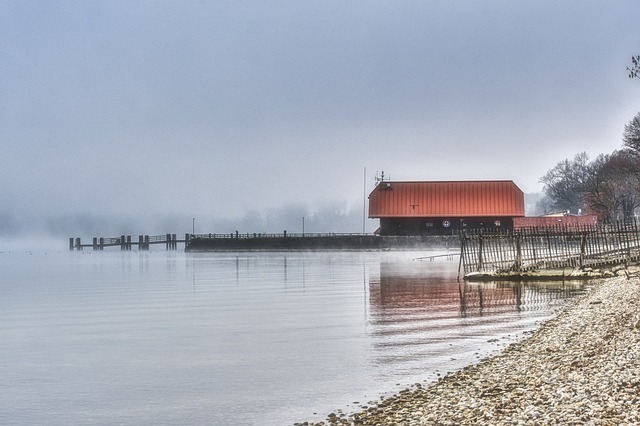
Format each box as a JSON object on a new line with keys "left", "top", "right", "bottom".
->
{"left": 2, "top": 1, "right": 640, "bottom": 235}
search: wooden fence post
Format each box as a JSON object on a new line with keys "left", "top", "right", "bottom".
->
{"left": 457, "top": 234, "right": 465, "bottom": 281}
{"left": 477, "top": 236, "right": 484, "bottom": 272}
{"left": 515, "top": 234, "right": 522, "bottom": 271}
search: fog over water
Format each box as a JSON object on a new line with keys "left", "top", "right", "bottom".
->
{"left": 2, "top": 1, "right": 640, "bottom": 239}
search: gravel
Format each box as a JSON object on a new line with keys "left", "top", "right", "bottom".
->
{"left": 297, "top": 273, "right": 640, "bottom": 425}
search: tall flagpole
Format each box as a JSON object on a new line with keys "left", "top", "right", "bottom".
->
{"left": 362, "top": 167, "right": 367, "bottom": 234}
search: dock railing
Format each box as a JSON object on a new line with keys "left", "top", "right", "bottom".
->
{"left": 70, "top": 233, "right": 182, "bottom": 251}
{"left": 189, "top": 232, "right": 366, "bottom": 240}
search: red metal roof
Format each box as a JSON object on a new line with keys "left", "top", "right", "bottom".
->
{"left": 368, "top": 180, "right": 525, "bottom": 218}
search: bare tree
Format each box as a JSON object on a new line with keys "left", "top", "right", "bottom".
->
{"left": 628, "top": 55, "right": 640, "bottom": 79}
{"left": 623, "top": 112, "right": 640, "bottom": 156}
{"left": 583, "top": 154, "right": 615, "bottom": 221}
{"left": 539, "top": 152, "right": 591, "bottom": 214}
{"left": 584, "top": 150, "right": 640, "bottom": 222}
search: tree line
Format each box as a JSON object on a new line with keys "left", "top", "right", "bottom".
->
{"left": 538, "top": 56, "right": 640, "bottom": 223}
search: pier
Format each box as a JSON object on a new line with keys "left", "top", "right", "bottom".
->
{"left": 68, "top": 232, "right": 460, "bottom": 251}
{"left": 69, "top": 234, "right": 189, "bottom": 251}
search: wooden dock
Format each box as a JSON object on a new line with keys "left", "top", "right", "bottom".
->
{"left": 69, "top": 234, "right": 190, "bottom": 251}
{"left": 459, "top": 221, "right": 640, "bottom": 277}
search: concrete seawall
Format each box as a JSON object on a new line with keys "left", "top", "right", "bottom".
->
{"left": 185, "top": 235, "right": 460, "bottom": 251}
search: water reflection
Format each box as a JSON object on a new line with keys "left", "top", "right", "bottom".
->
{"left": 369, "top": 259, "right": 587, "bottom": 316}
{"left": 366, "top": 258, "right": 588, "bottom": 378}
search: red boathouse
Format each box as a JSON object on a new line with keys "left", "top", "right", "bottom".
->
{"left": 368, "top": 180, "right": 525, "bottom": 235}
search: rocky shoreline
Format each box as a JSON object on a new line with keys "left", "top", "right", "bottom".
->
{"left": 297, "top": 274, "right": 640, "bottom": 425}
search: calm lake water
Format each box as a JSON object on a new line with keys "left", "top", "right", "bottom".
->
{"left": 0, "top": 248, "right": 587, "bottom": 425}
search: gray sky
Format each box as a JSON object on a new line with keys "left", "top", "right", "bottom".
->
{"left": 2, "top": 1, "right": 640, "bottom": 235}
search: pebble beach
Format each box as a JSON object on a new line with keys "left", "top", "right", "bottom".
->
{"left": 298, "top": 274, "right": 640, "bottom": 425}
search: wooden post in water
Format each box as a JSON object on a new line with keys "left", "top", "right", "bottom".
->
{"left": 121, "top": 235, "right": 126, "bottom": 251}
{"left": 99, "top": 237, "right": 104, "bottom": 251}
{"left": 126, "top": 235, "right": 132, "bottom": 251}
{"left": 76, "top": 237, "right": 82, "bottom": 251}
{"left": 69, "top": 238, "right": 74, "bottom": 251}
{"left": 93, "top": 237, "right": 98, "bottom": 251}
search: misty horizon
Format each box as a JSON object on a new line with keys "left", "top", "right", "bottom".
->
{"left": 1, "top": 191, "right": 546, "bottom": 242}
{"left": 2, "top": 1, "right": 639, "bottom": 241}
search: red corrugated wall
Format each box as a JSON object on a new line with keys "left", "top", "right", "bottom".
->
{"left": 513, "top": 215, "right": 598, "bottom": 229}
{"left": 368, "top": 180, "right": 525, "bottom": 218}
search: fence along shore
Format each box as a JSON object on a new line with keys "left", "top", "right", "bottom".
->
{"left": 459, "top": 220, "right": 640, "bottom": 277}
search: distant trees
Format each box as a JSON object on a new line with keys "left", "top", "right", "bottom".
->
{"left": 537, "top": 58, "right": 640, "bottom": 222}
{"left": 540, "top": 113, "right": 640, "bottom": 223}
